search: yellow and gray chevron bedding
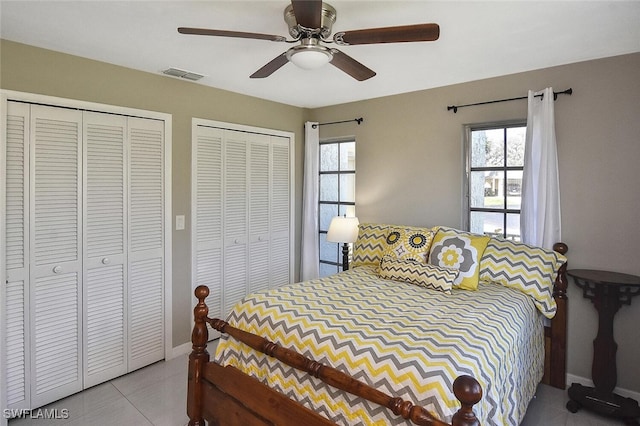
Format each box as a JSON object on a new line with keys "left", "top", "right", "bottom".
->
{"left": 214, "top": 265, "right": 544, "bottom": 426}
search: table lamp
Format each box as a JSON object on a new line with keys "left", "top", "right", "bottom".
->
{"left": 326, "top": 216, "right": 359, "bottom": 271}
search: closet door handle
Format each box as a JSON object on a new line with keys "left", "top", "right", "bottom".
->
{"left": 53, "top": 265, "right": 63, "bottom": 274}
{"left": 234, "top": 239, "right": 239, "bottom": 244}
{"left": 102, "top": 257, "right": 110, "bottom": 265}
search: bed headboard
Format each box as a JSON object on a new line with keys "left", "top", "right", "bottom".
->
{"left": 544, "top": 242, "right": 569, "bottom": 389}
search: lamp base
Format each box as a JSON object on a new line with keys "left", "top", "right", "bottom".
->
{"left": 342, "top": 243, "right": 350, "bottom": 271}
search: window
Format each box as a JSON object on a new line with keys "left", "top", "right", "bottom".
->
{"left": 464, "top": 121, "right": 525, "bottom": 241}
{"left": 318, "top": 138, "right": 355, "bottom": 277}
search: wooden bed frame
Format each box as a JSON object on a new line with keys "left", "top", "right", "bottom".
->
{"left": 187, "top": 242, "right": 568, "bottom": 426}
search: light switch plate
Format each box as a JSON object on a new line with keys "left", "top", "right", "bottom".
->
{"left": 175, "top": 215, "right": 185, "bottom": 231}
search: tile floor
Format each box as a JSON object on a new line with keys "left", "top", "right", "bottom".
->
{"left": 520, "top": 383, "right": 627, "bottom": 426}
{"left": 8, "top": 350, "right": 190, "bottom": 426}
{"left": 8, "top": 344, "right": 631, "bottom": 426}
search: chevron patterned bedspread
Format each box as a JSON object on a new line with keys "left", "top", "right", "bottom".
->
{"left": 214, "top": 265, "right": 544, "bottom": 426}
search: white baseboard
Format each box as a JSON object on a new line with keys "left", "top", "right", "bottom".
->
{"left": 168, "top": 337, "right": 221, "bottom": 360}
{"left": 566, "top": 373, "right": 640, "bottom": 401}
{"left": 169, "top": 342, "right": 192, "bottom": 359}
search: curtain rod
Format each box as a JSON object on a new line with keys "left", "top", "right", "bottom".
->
{"left": 312, "top": 117, "right": 363, "bottom": 129}
{"left": 447, "top": 88, "right": 573, "bottom": 114}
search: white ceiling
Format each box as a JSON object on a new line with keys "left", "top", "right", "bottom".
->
{"left": 2, "top": 1, "right": 639, "bottom": 108}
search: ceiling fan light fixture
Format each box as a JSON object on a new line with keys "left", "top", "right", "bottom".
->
{"left": 289, "top": 48, "right": 333, "bottom": 70}
{"left": 286, "top": 41, "right": 333, "bottom": 70}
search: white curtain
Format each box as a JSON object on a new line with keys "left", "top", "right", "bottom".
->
{"left": 520, "top": 87, "right": 562, "bottom": 249}
{"left": 300, "top": 121, "right": 320, "bottom": 280}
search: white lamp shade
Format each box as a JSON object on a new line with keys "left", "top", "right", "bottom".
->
{"left": 289, "top": 49, "right": 332, "bottom": 70}
{"left": 326, "top": 216, "right": 359, "bottom": 243}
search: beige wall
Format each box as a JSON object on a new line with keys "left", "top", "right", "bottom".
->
{"left": 0, "top": 39, "right": 308, "bottom": 348}
{"left": 311, "top": 53, "right": 640, "bottom": 393}
{"left": 2, "top": 38, "right": 640, "bottom": 393}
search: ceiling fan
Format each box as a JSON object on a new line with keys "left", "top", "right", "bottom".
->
{"left": 178, "top": 0, "right": 440, "bottom": 81}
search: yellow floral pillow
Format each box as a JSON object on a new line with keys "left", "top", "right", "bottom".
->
{"left": 382, "top": 227, "right": 434, "bottom": 263}
{"left": 428, "top": 228, "right": 490, "bottom": 290}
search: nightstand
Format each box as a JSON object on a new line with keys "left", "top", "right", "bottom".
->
{"left": 566, "top": 269, "right": 640, "bottom": 425}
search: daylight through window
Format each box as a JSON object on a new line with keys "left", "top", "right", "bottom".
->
{"left": 318, "top": 139, "right": 355, "bottom": 277}
{"left": 465, "top": 122, "right": 525, "bottom": 241}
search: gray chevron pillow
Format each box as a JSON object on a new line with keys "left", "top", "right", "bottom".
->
{"left": 352, "top": 223, "right": 391, "bottom": 267}
{"left": 378, "top": 255, "right": 458, "bottom": 294}
{"left": 479, "top": 238, "right": 567, "bottom": 318}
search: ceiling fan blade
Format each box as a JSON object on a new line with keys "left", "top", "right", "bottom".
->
{"left": 250, "top": 53, "right": 289, "bottom": 78}
{"left": 334, "top": 23, "right": 440, "bottom": 45}
{"left": 329, "top": 49, "right": 376, "bottom": 81}
{"left": 178, "top": 27, "right": 286, "bottom": 42}
{"left": 291, "top": 0, "right": 322, "bottom": 29}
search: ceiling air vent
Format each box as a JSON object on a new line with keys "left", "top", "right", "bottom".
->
{"left": 161, "top": 67, "right": 205, "bottom": 81}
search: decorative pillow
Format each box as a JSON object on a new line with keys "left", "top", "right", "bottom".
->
{"left": 428, "top": 228, "right": 490, "bottom": 291}
{"left": 378, "top": 255, "right": 457, "bottom": 294}
{"left": 479, "top": 238, "right": 567, "bottom": 318}
{"left": 382, "top": 227, "right": 434, "bottom": 263}
{"left": 352, "top": 223, "right": 391, "bottom": 267}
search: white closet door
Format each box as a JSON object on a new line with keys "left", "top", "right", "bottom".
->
{"left": 128, "top": 117, "right": 164, "bottom": 370}
{"left": 82, "top": 112, "right": 128, "bottom": 387}
{"left": 248, "top": 137, "right": 270, "bottom": 293}
{"left": 29, "top": 105, "right": 83, "bottom": 408}
{"left": 192, "top": 121, "right": 292, "bottom": 321}
{"left": 5, "top": 102, "right": 30, "bottom": 409}
{"left": 193, "top": 126, "right": 224, "bottom": 321}
{"left": 223, "top": 130, "right": 249, "bottom": 314}
{"left": 270, "top": 138, "right": 291, "bottom": 288}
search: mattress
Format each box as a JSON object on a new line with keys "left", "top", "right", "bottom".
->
{"left": 214, "top": 265, "right": 544, "bottom": 425}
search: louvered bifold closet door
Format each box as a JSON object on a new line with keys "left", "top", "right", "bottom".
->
{"left": 82, "top": 112, "right": 128, "bottom": 387}
{"left": 193, "top": 126, "right": 224, "bottom": 323}
{"left": 5, "top": 102, "right": 30, "bottom": 409}
{"left": 248, "top": 136, "right": 270, "bottom": 293}
{"left": 128, "top": 117, "right": 165, "bottom": 370}
{"left": 29, "top": 105, "right": 83, "bottom": 408}
{"left": 270, "top": 138, "right": 291, "bottom": 288}
{"left": 223, "top": 130, "right": 250, "bottom": 314}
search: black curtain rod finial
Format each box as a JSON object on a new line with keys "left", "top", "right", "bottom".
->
{"left": 553, "top": 88, "right": 572, "bottom": 101}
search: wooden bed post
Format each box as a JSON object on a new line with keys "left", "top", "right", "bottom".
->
{"left": 187, "top": 285, "right": 211, "bottom": 426}
{"left": 451, "top": 375, "right": 483, "bottom": 426}
{"left": 550, "top": 242, "right": 569, "bottom": 389}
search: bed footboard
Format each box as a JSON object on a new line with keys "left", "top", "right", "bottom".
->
{"left": 187, "top": 285, "right": 483, "bottom": 426}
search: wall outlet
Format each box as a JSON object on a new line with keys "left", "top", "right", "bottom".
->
{"left": 175, "top": 215, "right": 185, "bottom": 231}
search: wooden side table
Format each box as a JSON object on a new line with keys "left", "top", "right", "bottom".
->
{"left": 566, "top": 269, "right": 640, "bottom": 424}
